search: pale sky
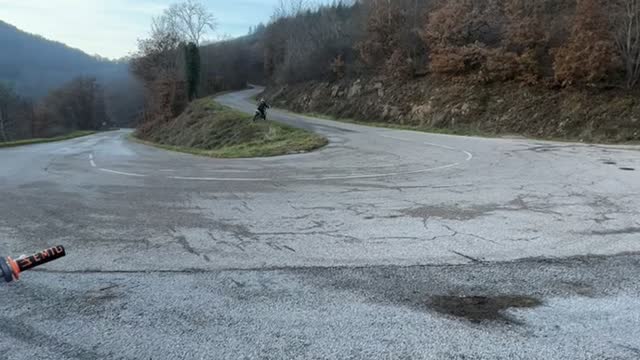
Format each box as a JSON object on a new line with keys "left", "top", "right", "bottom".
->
{"left": 0, "top": 0, "right": 281, "bottom": 59}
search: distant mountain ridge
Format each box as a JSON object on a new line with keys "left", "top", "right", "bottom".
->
{"left": 0, "top": 20, "right": 128, "bottom": 98}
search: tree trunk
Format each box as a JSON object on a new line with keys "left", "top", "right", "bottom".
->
{"left": 0, "top": 109, "right": 7, "bottom": 142}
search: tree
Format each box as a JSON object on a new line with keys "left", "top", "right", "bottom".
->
{"left": 0, "top": 82, "right": 35, "bottom": 142}
{"left": 330, "top": 54, "right": 346, "bottom": 79}
{"left": 423, "top": 0, "right": 503, "bottom": 77}
{"left": 35, "top": 77, "right": 108, "bottom": 137}
{"left": 356, "top": 0, "right": 406, "bottom": 69}
{"left": 264, "top": 2, "right": 362, "bottom": 83}
{"left": 165, "top": 0, "right": 217, "bottom": 45}
{"left": 501, "top": 0, "right": 549, "bottom": 83}
{"left": 132, "top": 16, "right": 183, "bottom": 84}
{"left": 553, "top": 0, "right": 620, "bottom": 86}
{"left": 608, "top": 0, "right": 640, "bottom": 88}
{"left": 185, "top": 42, "right": 201, "bottom": 101}
{"left": 0, "top": 83, "right": 14, "bottom": 142}
{"left": 131, "top": 14, "right": 187, "bottom": 130}
{"left": 272, "top": 0, "right": 314, "bottom": 20}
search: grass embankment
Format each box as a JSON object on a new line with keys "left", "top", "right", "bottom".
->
{"left": 0, "top": 131, "right": 96, "bottom": 148}
{"left": 133, "top": 99, "right": 327, "bottom": 158}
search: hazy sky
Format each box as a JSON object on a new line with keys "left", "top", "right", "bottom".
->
{"left": 0, "top": 0, "right": 280, "bottom": 59}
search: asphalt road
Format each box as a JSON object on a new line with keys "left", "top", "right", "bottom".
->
{"left": 1, "top": 87, "right": 640, "bottom": 359}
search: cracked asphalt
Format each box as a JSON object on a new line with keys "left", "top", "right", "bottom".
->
{"left": 1, "top": 88, "right": 640, "bottom": 359}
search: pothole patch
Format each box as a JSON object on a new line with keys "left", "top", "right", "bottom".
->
{"left": 428, "top": 295, "right": 542, "bottom": 323}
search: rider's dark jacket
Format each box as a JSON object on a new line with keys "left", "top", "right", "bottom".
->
{"left": 258, "top": 101, "right": 270, "bottom": 114}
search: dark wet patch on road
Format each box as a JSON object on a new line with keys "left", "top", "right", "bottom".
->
{"left": 588, "top": 227, "right": 640, "bottom": 235}
{"left": 427, "top": 295, "right": 542, "bottom": 324}
{"left": 85, "top": 285, "right": 121, "bottom": 305}
{"left": 620, "top": 167, "right": 635, "bottom": 171}
{"left": 401, "top": 203, "right": 499, "bottom": 221}
{"left": 400, "top": 196, "right": 561, "bottom": 222}
{"left": 291, "top": 254, "right": 640, "bottom": 328}
{"left": 515, "top": 144, "right": 580, "bottom": 153}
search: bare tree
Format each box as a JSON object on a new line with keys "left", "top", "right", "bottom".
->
{"left": 131, "top": 12, "right": 188, "bottom": 131}
{"left": 608, "top": 0, "right": 640, "bottom": 88}
{"left": 165, "top": 0, "right": 217, "bottom": 45}
{"left": 272, "top": 0, "right": 314, "bottom": 20}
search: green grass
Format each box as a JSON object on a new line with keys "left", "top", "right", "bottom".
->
{"left": 0, "top": 131, "right": 96, "bottom": 148}
{"left": 134, "top": 99, "right": 327, "bottom": 158}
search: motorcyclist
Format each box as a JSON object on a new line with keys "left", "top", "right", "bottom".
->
{"left": 257, "top": 98, "right": 270, "bottom": 120}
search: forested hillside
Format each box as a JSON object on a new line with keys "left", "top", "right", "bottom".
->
{"left": 132, "top": 0, "right": 639, "bottom": 142}
{"left": 0, "top": 20, "right": 129, "bottom": 98}
{"left": 255, "top": 0, "right": 638, "bottom": 89}
{"left": 0, "top": 20, "right": 144, "bottom": 142}
{"left": 257, "top": 0, "right": 639, "bottom": 142}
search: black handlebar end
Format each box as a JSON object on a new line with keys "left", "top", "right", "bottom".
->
{"left": 0, "top": 258, "right": 13, "bottom": 283}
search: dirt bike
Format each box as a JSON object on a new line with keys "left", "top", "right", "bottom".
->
{"left": 253, "top": 109, "right": 267, "bottom": 122}
{"left": 1, "top": 246, "right": 66, "bottom": 283}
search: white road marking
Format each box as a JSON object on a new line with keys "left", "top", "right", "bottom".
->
{"left": 99, "top": 168, "right": 147, "bottom": 177}
{"left": 96, "top": 125, "right": 471, "bottom": 182}
{"left": 423, "top": 141, "right": 459, "bottom": 151}
{"left": 168, "top": 163, "right": 460, "bottom": 182}
{"left": 207, "top": 169, "right": 255, "bottom": 173}
{"left": 170, "top": 176, "right": 271, "bottom": 181}
{"left": 292, "top": 163, "right": 460, "bottom": 181}
{"left": 379, "top": 134, "right": 474, "bottom": 162}
{"left": 89, "top": 154, "right": 93, "bottom": 160}
{"left": 90, "top": 160, "right": 96, "bottom": 168}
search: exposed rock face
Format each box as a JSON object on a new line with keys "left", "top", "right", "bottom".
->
{"left": 348, "top": 80, "right": 362, "bottom": 98}
{"left": 262, "top": 77, "right": 640, "bottom": 143}
{"left": 331, "top": 85, "right": 340, "bottom": 98}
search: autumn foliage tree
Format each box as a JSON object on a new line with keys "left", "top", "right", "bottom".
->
{"left": 131, "top": 0, "right": 218, "bottom": 137}
{"left": 356, "top": 1, "right": 406, "bottom": 68}
{"left": 422, "top": 0, "right": 552, "bottom": 83}
{"left": 329, "top": 54, "right": 346, "bottom": 80}
{"left": 224, "top": 0, "right": 634, "bottom": 89}
{"left": 553, "top": 0, "right": 620, "bottom": 86}
{"left": 501, "top": 0, "right": 549, "bottom": 83}
{"left": 423, "top": 0, "right": 499, "bottom": 78}
{"left": 131, "top": 16, "right": 188, "bottom": 136}
{"left": 357, "top": 0, "right": 433, "bottom": 79}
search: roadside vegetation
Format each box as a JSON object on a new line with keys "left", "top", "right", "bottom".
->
{"left": 129, "top": 0, "right": 638, "bottom": 145}
{"left": 0, "top": 130, "right": 96, "bottom": 148}
{"left": 134, "top": 99, "right": 327, "bottom": 158}
{"left": 0, "top": 78, "right": 111, "bottom": 143}
{"left": 1, "top": 20, "right": 144, "bottom": 144}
